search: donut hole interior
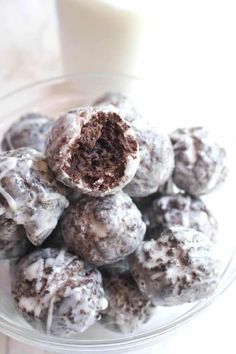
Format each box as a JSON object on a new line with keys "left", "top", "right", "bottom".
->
{"left": 67, "top": 112, "right": 137, "bottom": 190}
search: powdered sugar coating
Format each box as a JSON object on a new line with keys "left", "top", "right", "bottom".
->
{"left": 61, "top": 191, "right": 146, "bottom": 266}
{"left": 130, "top": 226, "right": 220, "bottom": 306}
{"left": 2, "top": 112, "right": 54, "bottom": 153}
{"left": 12, "top": 248, "right": 107, "bottom": 336}
{"left": 147, "top": 193, "right": 217, "bottom": 241}
{"left": 125, "top": 121, "right": 174, "bottom": 197}
{"left": 45, "top": 106, "right": 140, "bottom": 197}
{"left": 170, "top": 127, "right": 227, "bottom": 196}
{"left": 102, "top": 273, "right": 155, "bottom": 333}
{"left": 93, "top": 92, "right": 141, "bottom": 123}
{"left": 0, "top": 148, "right": 69, "bottom": 246}
{"left": 0, "top": 216, "right": 30, "bottom": 260}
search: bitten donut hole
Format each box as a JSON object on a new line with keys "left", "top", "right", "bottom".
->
{"left": 66, "top": 112, "right": 137, "bottom": 190}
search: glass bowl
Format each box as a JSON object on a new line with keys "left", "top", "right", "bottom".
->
{"left": 0, "top": 74, "right": 235, "bottom": 353}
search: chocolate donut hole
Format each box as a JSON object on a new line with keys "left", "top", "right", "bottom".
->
{"left": 64, "top": 112, "right": 137, "bottom": 191}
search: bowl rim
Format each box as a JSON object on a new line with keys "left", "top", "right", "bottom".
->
{"left": 0, "top": 260, "right": 235, "bottom": 352}
{"left": 0, "top": 72, "right": 140, "bottom": 101}
{"left": 0, "top": 73, "right": 235, "bottom": 352}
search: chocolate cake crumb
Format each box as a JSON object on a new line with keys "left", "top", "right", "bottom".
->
{"left": 45, "top": 107, "right": 140, "bottom": 196}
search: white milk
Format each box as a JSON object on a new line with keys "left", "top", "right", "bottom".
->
{"left": 57, "top": 0, "right": 152, "bottom": 77}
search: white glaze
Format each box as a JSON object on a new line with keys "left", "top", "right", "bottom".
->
{"left": 125, "top": 121, "right": 174, "bottom": 197}
{"left": 0, "top": 148, "right": 69, "bottom": 246}
{"left": 102, "top": 273, "right": 155, "bottom": 334}
{"left": 13, "top": 248, "right": 108, "bottom": 336}
{"left": 4, "top": 116, "right": 52, "bottom": 150}
{"left": 171, "top": 127, "right": 227, "bottom": 196}
{"left": 151, "top": 194, "right": 218, "bottom": 241}
{"left": 62, "top": 191, "right": 146, "bottom": 266}
{"left": 2, "top": 113, "right": 54, "bottom": 153}
{"left": 132, "top": 226, "right": 220, "bottom": 305}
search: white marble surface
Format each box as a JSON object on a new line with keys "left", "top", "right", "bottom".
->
{"left": 0, "top": 1, "right": 236, "bottom": 353}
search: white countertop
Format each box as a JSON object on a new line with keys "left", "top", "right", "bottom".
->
{"left": 0, "top": 1, "right": 236, "bottom": 353}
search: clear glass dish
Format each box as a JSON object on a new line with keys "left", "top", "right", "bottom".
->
{"left": 0, "top": 74, "right": 235, "bottom": 353}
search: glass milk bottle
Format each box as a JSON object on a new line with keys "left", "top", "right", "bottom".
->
{"left": 57, "top": 0, "right": 151, "bottom": 78}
